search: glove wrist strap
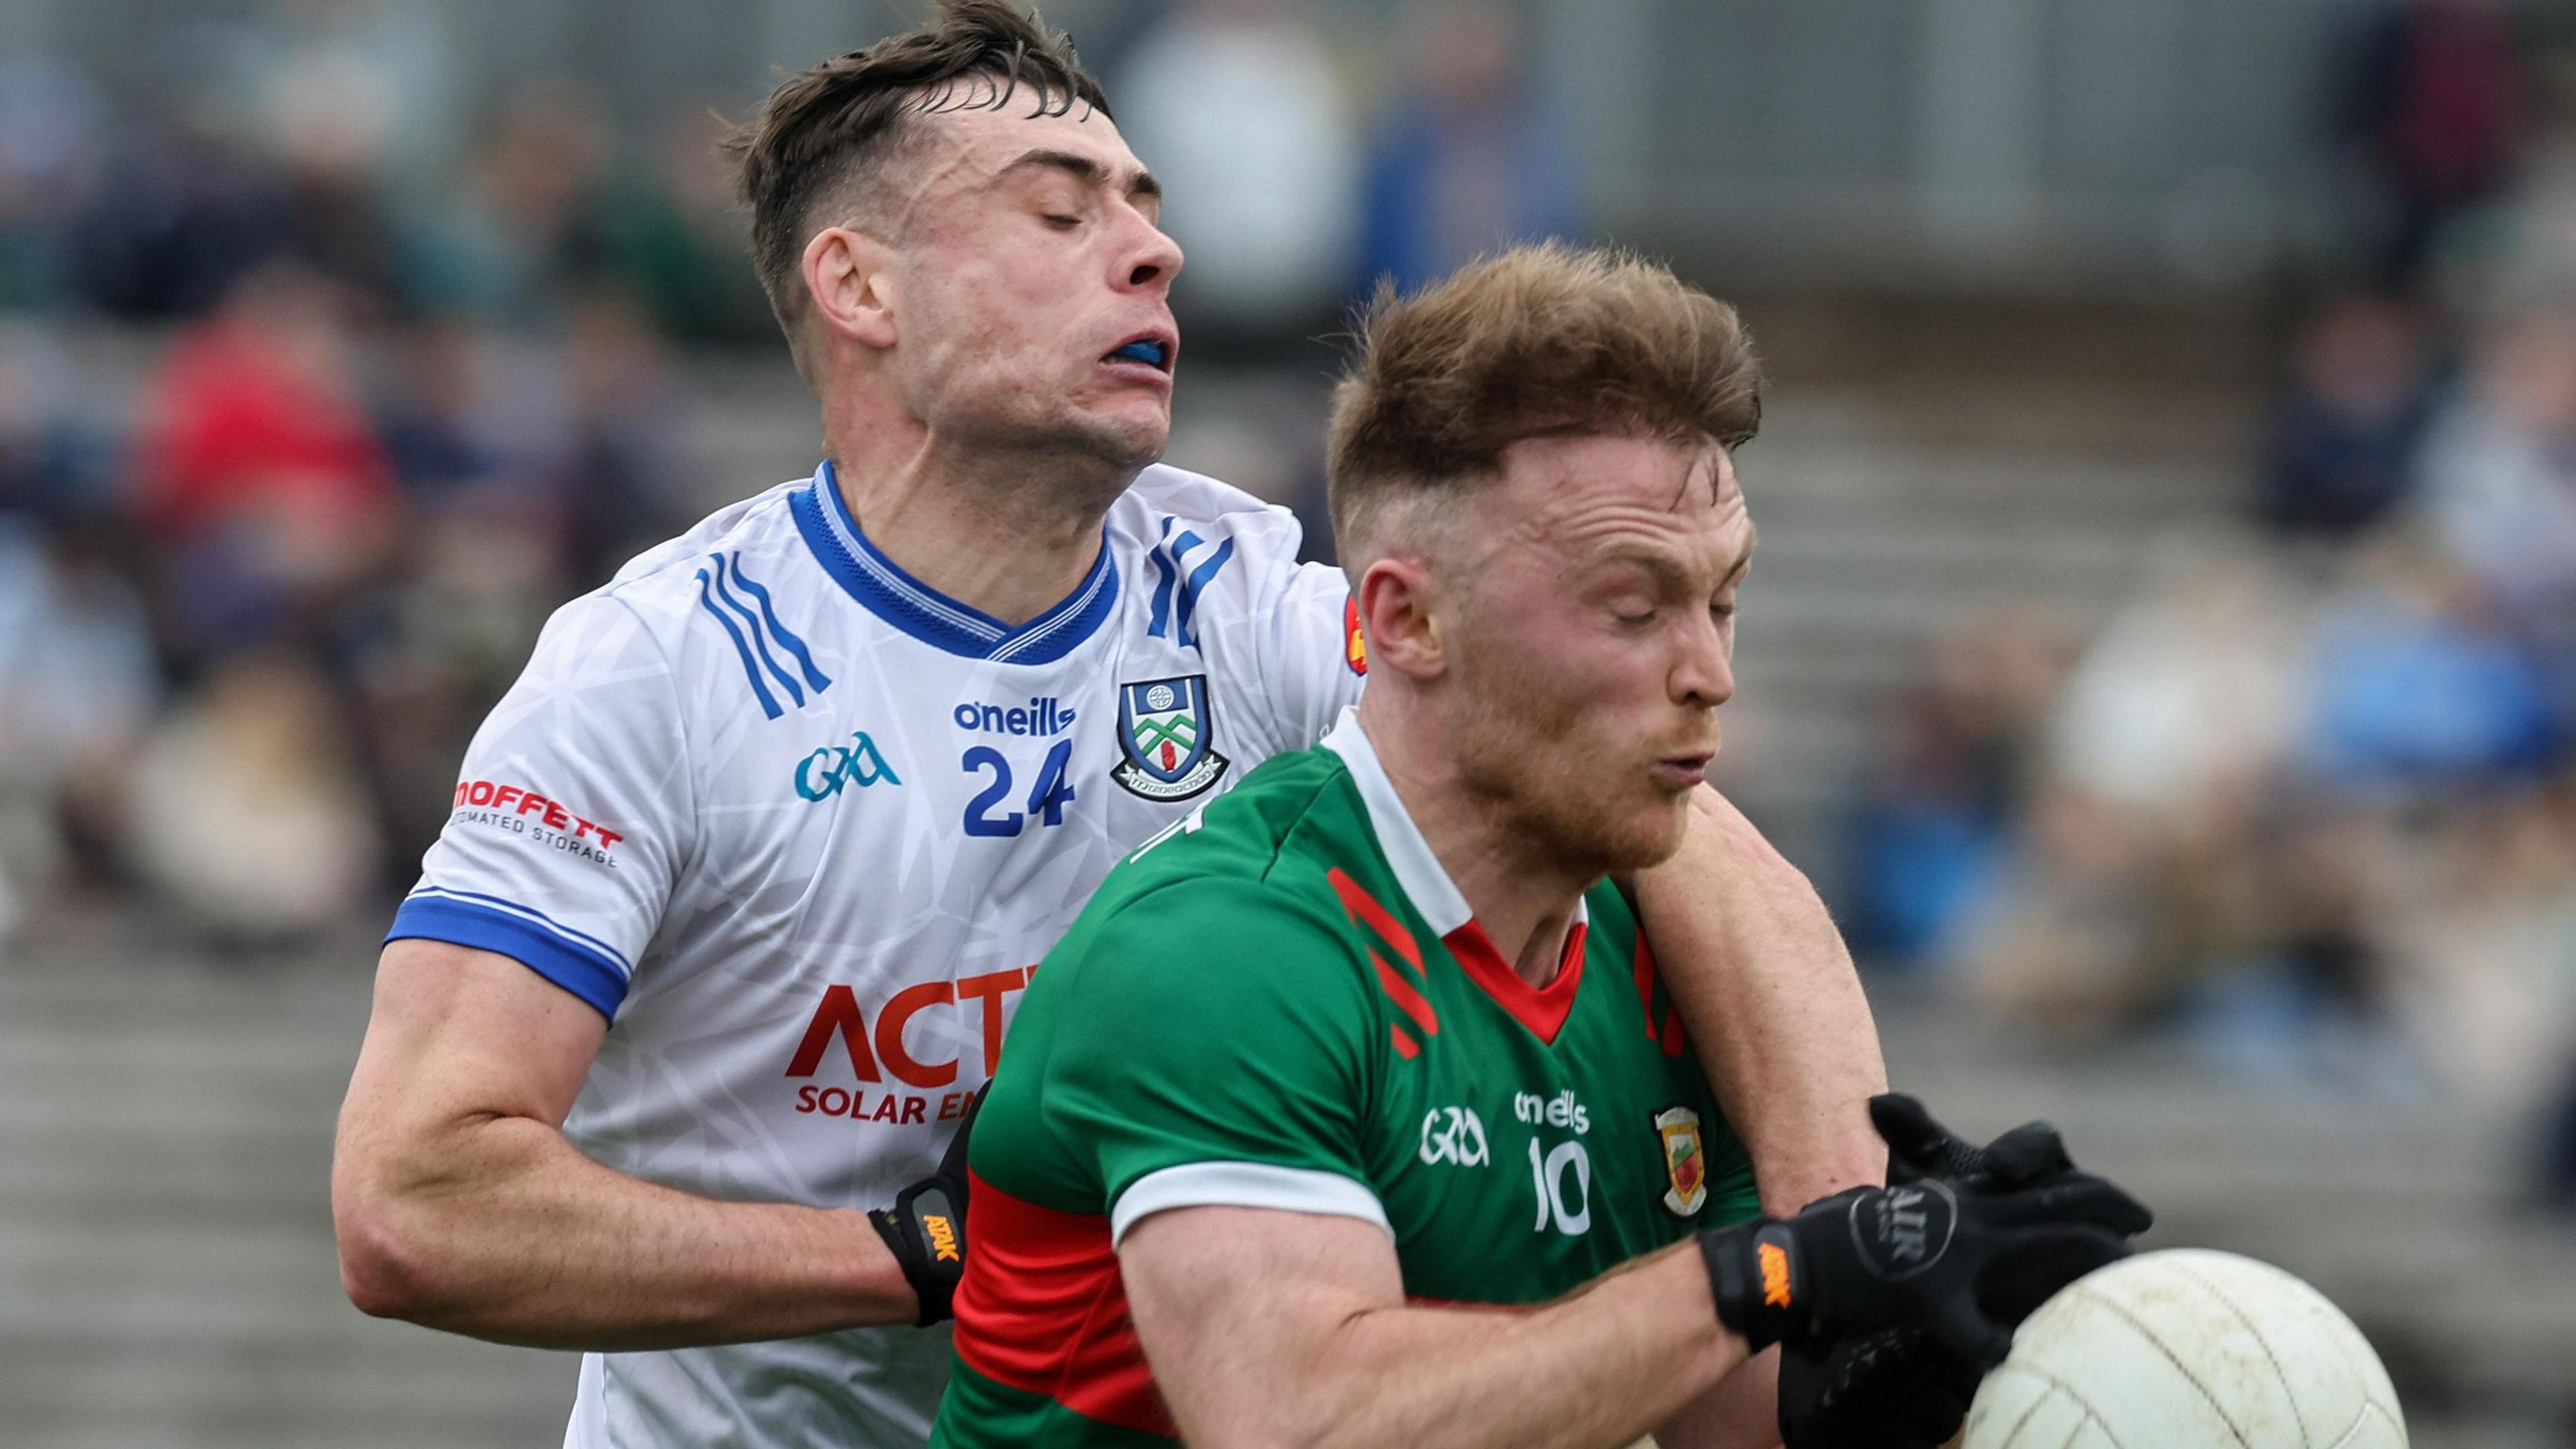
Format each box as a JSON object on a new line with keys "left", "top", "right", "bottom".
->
{"left": 1700, "top": 1220, "right": 1805, "bottom": 1351}
{"left": 869, "top": 1198, "right": 963, "bottom": 1327}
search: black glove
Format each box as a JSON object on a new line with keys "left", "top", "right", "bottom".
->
{"left": 1870, "top": 1093, "right": 2147, "bottom": 1325}
{"left": 1776, "top": 1093, "right": 2140, "bottom": 1448}
{"left": 1778, "top": 1330, "right": 1980, "bottom": 1449}
{"left": 869, "top": 1087, "right": 983, "bottom": 1326}
{"left": 1701, "top": 1096, "right": 2151, "bottom": 1369}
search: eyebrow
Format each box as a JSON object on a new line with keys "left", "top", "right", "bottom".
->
{"left": 1000, "top": 148, "right": 1163, "bottom": 202}
{"left": 1588, "top": 525, "right": 1758, "bottom": 589}
{"left": 1723, "top": 524, "right": 1759, "bottom": 583}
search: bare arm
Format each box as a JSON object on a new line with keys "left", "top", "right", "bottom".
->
{"left": 330, "top": 938, "right": 916, "bottom": 1348}
{"left": 1658, "top": 1347, "right": 1785, "bottom": 1449}
{"left": 1631, "top": 788, "right": 1888, "bottom": 1216}
{"left": 1119, "top": 1205, "right": 1769, "bottom": 1449}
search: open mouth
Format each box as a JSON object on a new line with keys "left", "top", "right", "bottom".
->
{"left": 1104, "top": 335, "right": 1173, "bottom": 372}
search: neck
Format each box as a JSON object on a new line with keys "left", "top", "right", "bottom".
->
{"left": 1354, "top": 693, "right": 1593, "bottom": 987}
{"left": 821, "top": 392, "right": 1132, "bottom": 627}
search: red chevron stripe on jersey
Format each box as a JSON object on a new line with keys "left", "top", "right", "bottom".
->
{"left": 949, "top": 1172, "right": 1176, "bottom": 1438}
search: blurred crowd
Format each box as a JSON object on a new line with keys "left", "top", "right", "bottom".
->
{"left": 19, "top": 0, "right": 2576, "bottom": 1202}
{"left": 0, "top": 0, "right": 1574, "bottom": 945}
{"left": 1843, "top": 0, "right": 2576, "bottom": 1211}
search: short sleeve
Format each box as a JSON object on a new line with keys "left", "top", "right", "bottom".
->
{"left": 1252, "top": 559, "right": 1369, "bottom": 753}
{"left": 384, "top": 591, "right": 693, "bottom": 1020}
{"left": 1039, "top": 876, "right": 1383, "bottom": 1245}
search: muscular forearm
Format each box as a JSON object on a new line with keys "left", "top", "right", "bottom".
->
{"left": 333, "top": 941, "right": 918, "bottom": 1349}
{"left": 1171, "top": 1244, "right": 1749, "bottom": 1449}
{"left": 1632, "top": 789, "right": 1888, "bottom": 1214}
{"left": 334, "top": 1109, "right": 914, "bottom": 1348}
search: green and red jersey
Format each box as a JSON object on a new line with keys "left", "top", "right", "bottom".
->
{"left": 930, "top": 711, "right": 1760, "bottom": 1447}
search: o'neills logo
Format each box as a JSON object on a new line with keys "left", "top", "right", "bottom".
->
{"left": 785, "top": 968, "right": 1032, "bottom": 1126}
{"left": 451, "top": 780, "right": 623, "bottom": 864}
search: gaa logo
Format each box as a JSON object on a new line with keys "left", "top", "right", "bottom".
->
{"left": 795, "top": 731, "right": 902, "bottom": 800}
{"left": 1417, "top": 1106, "right": 1490, "bottom": 1167}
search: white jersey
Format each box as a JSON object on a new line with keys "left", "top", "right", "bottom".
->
{"left": 388, "top": 462, "right": 1365, "bottom": 1448}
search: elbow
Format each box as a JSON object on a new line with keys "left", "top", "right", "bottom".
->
{"left": 332, "top": 1169, "right": 453, "bottom": 1322}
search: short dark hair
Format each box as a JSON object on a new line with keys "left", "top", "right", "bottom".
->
{"left": 725, "top": 1, "right": 1112, "bottom": 341}
{"left": 1327, "top": 243, "right": 1764, "bottom": 555}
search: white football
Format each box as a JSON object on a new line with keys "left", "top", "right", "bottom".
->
{"left": 1962, "top": 1248, "right": 2406, "bottom": 1449}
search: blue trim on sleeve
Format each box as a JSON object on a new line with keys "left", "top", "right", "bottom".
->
{"left": 386, "top": 894, "right": 631, "bottom": 1020}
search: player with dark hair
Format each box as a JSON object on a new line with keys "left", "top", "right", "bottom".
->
{"left": 931, "top": 246, "right": 2149, "bottom": 1448}
{"left": 331, "top": 6, "right": 1894, "bottom": 1446}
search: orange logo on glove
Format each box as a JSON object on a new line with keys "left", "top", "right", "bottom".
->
{"left": 1758, "top": 1242, "right": 1793, "bottom": 1308}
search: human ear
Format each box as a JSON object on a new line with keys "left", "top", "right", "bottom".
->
{"left": 803, "top": 226, "right": 898, "bottom": 351}
{"left": 1354, "top": 556, "right": 1446, "bottom": 682}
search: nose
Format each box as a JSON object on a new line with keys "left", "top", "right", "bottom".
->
{"left": 1672, "top": 611, "right": 1735, "bottom": 712}
{"left": 1118, "top": 208, "right": 1184, "bottom": 293}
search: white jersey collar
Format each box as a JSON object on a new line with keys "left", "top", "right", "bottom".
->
{"left": 1319, "top": 706, "right": 1587, "bottom": 938}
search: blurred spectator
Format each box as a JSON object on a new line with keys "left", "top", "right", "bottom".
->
{"left": 1356, "top": 0, "right": 1578, "bottom": 296}
{"left": 2255, "top": 295, "right": 2434, "bottom": 539}
{"left": 556, "top": 287, "right": 691, "bottom": 587}
{"left": 372, "top": 319, "right": 504, "bottom": 502}
{"left": 1115, "top": 0, "right": 1359, "bottom": 339}
{"left": 125, "top": 652, "right": 382, "bottom": 941}
{"left": 260, "top": 40, "right": 405, "bottom": 308}
{"left": 401, "top": 81, "right": 610, "bottom": 323}
{"left": 129, "top": 264, "right": 398, "bottom": 668}
{"left": 0, "top": 58, "right": 105, "bottom": 312}
{"left": 2416, "top": 308, "right": 2576, "bottom": 619}
{"left": 1968, "top": 546, "right": 2309, "bottom": 1029}
{"left": 2375, "top": 781, "right": 2576, "bottom": 1106}
{"left": 1846, "top": 604, "right": 2074, "bottom": 967}
{"left": 2332, "top": 0, "right": 2529, "bottom": 290}
{"left": 0, "top": 345, "right": 156, "bottom": 947}
{"left": 579, "top": 107, "right": 777, "bottom": 347}
{"left": 2296, "top": 531, "right": 2557, "bottom": 795}
{"left": 71, "top": 119, "right": 290, "bottom": 321}
{"left": 0, "top": 518, "right": 159, "bottom": 946}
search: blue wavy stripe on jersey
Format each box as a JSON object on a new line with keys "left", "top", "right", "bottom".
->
{"left": 722, "top": 552, "right": 833, "bottom": 694}
{"left": 696, "top": 567, "right": 786, "bottom": 718}
{"left": 1145, "top": 517, "right": 1236, "bottom": 651}
{"left": 1146, "top": 517, "right": 1179, "bottom": 641}
{"left": 1173, "top": 535, "right": 1234, "bottom": 649}
{"left": 707, "top": 554, "right": 806, "bottom": 709}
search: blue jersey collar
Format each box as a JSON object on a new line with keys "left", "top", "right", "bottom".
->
{"left": 791, "top": 460, "right": 1119, "bottom": 665}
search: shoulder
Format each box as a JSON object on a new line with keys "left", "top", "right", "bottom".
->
{"left": 1122, "top": 462, "right": 1301, "bottom": 533}
{"left": 1110, "top": 464, "right": 1309, "bottom": 569}
{"left": 1079, "top": 763, "right": 1366, "bottom": 965}
{"left": 1114, "top": 746, "right": 1358, "bottom": 893}
{"left": 586, "top": 478, "right": 814, "bottom": 629}
{"left": 537, "top": 479, "right": 837, "bottom": 716}
{"left": 1036, "top": 868, "right": 1373, "bottom": 1073}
